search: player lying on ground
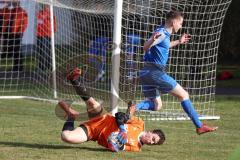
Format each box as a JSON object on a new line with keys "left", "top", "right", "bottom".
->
{"left": 59, "top": 67, "right": 165, "bottom": 152}
{"left": 136, "top": 10, "right": 218, "bottom": 135}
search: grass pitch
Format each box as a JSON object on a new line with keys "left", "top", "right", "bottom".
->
{"left": 0, "top": 96, "right": 240, "bottom": 160}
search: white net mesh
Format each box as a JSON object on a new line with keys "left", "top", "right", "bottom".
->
{"left": 0, "top": 0, "right": 232, "bottom": 120}
{"left": 120, "top": 0, "right": 231, "bottom": 120}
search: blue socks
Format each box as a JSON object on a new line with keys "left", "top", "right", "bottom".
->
{"left": 181, "top": 99, "right": 202, "bottom": 128}
{"left": 136, "top": 99, "right": 202, "bottom": 128}
{"left": 136, "top": 100, "right": 155, "bottom": 110}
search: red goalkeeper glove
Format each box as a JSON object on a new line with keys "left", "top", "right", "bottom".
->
{"left": 108, "top": 131, "right": 127, "bottom": 152}
{"left": 116, "top": 125, "right": 128, "bottom": 145}
{"left": 107, "top": 132, "right": 120, "bottom": 152}
{"left": 108, "top": 140, "right": 119, "bottom": 152}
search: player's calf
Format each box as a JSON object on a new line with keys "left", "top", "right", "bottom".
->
{"left": 67, "top": 67, "right": 91, "bottom": 102}
{"left": 58, "top": 101, "right": 79, "bottom": 120}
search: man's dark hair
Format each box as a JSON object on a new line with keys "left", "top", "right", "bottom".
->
{"left": 166, "top": 10, "right": 184, "bottom": 20}
{"left": 153, "top": 129, "right": 166, "bottom": 145}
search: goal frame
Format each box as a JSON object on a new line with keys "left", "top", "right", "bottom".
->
{"left": 1, "top": 0, "right": 233, "bottom": 121}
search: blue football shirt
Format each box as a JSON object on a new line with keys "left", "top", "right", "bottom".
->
{"left": 144, "top": 25, "right": 171, "bottom": 67}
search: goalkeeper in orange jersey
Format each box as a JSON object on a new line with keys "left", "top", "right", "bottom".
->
{"left": 59, "top": 67, "right": 165, "bottom": 152}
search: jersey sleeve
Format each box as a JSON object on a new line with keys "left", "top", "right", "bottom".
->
{"left": 151, "top": 29, "right": 166, "bottom": 47}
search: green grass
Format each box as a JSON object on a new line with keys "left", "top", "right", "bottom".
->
{"left": 216, "top": 78, "right": 240, "bottom": 88}
{"left": 0, "top": 96, "right": 240, "bottom": 160}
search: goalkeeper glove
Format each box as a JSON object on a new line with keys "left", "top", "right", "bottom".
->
{"left": 107, "top": 132, "right": 120, "bottom": 152}
{"left": 108, "top": 140, "right": 119, "bottom": 152}
{"left": 117, "top": 125, "right": 128, "bottom": 145}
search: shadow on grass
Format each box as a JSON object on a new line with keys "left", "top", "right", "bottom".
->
{"left": 0, "top": 141, "right": 109, "bottom": 152}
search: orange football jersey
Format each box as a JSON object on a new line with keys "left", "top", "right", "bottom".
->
{"left": 81, "top": 114, "right": 144, "bottom": 152}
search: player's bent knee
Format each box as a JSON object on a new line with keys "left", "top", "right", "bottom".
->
{"left": 181, "top": 91, "right": 190, "bottom": 100}
{"left": 154, "top": 103, "right": 162, "bottom": 111}
{"left": 61, "top": 131, "right": 73, "bottom": 143}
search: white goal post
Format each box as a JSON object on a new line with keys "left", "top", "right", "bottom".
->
{"left": 0, "top": 0, "right": 232, "bottom": 120}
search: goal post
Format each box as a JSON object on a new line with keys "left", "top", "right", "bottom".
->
{"left": 0, "top": 0, "right": 232, "bottom": 120}
{"left": 110, "top": 0, "right": 123, "bottom": 115}
{"left": 49, "top": 0, "right": 57, "bottom": 99}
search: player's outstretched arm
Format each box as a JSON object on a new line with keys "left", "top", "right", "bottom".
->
{"left": 143, "top": 32, "right": 161, "bottom": 52}
{"left": 113, "top": 101, "right": 137, "bottom": 146}
{"left": 115, "top": 112, "right": 128, "bottom": 145}
{"left": 170, "top": 33, "right": 191, "bottom": 48}
{"left": 126, "top": 101, "right": 137, "bottom": 118}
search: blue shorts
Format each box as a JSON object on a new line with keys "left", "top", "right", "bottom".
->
{"left": 139, "top": 64, "right": 177, "bottom": 99}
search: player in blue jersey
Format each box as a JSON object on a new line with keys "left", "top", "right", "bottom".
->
{"left": 137, "top": 10, "right": 218, "bottom": 135}
{"left": 125, "top": 34, "right": 141, "bottom": 80}
{"left": 88, "top": 37, "right": 109, "bottom": 81}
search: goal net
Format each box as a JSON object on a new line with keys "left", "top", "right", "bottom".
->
{"left": 0, "top": 0, "right": 232, "bottom": 120}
